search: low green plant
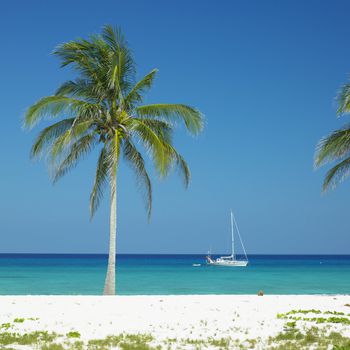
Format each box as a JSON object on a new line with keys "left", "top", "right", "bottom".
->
{"left": 0, "top": 331, "right": 57, "bottom": 346}
{"left": 0, "top": 323, "right": 12, "bottom": 330}
{"left": 277, "top": 309, "right": 350, "bottom": 326}
{"left": 207, "top": 337, "right": 230, "bottom": 347}
{"left": 87, "top": 334, "right": 157, "bottom": 350}
{"left": 41, "top": 343, "right": 65, "bottom": 350}
{"left": 13, "top": 318, "right": 25, "bottom": 323}
{"left": 325, "top": 311, "right": 345, "bottom": 316}
{"left": 334, "top": 345, "right": 350, "bottom": 350}
{"left": 284, "top": 321, "right": 296, "bottom": 329}
{"left": 66, "top": 331, "right": 81, "bottom": 339}
{"left": 70, "top": 340, "right": 84, "bottom": 350}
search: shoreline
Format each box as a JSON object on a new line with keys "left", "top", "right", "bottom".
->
{"left": 0, "top": 293, "right": 349, "bottom": 296}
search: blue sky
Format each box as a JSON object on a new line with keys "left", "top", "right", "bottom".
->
{"left": 1, "top": 0, "right": 350, "bottom": 254}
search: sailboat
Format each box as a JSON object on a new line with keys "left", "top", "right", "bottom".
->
{"left": 206, "top": 210, "right": 248, "bottom": 267}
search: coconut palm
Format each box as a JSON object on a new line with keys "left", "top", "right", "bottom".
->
{"left": 23, "top": 25, "right": 203, "bottom": 295}
{"left": 315, "top": 80, "right": 350, "bottom": 191}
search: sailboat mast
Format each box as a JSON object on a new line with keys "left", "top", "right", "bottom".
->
{"left": 230, "top": 210, "right": 235, "bottom": 259}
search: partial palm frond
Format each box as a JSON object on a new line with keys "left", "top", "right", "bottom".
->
{"left": 49, "top": 120, "right": 94, "bottom": 160}
{"left": 52, "top": 134, "right": 97, "bottom": 183}
{"left": 24, "top": 96, "right": 99, "bottom": 129}
{"left": 53, "top": 40, "right": 98, "bottom": 82}
{"left": 177, "top": 154, "right": 190, "bottom": 187}
{"left": 131, "top": 118, "right": 173, "bottom": 143}
{"left": 54, "top": 39, "right": 92, "bottom": 67}
{"left": 130, "top": 119, "right": 170, "bottom": 176}
{"left": 337, "top": 83, "right": 350, "bottom": 116}
{"left": 323, "top": 156, "right": 350, "bottom": 191}
{"left": 55, "top": 79, "right": 105, "bottom": 103}
{"left": 130, "top": 118, "right": 189, "bottom": 186}
{"left": 165, "top": 144, "right": 191, "bottom": 187}
{"left": 124, "top": 69, "right": 158, "bottom": 107}
{"left": 90, "top": 146, "right": 109, "bottom": 218}
{"left": 123, "top": 139, "right": 152, "bottom": 218}
{"left": 108, "top": 48, "right": 134, "bottom": 102}
{"left": 102, "top": 25, "right": 135, "bottom": 88}
{"left": 31, "top": 118, "right": 75, "bottom": 159}
{"left": 136, "top": 104, "right": 204, "bottom": 135}
{"left": 101, "top": 25, "right": 125, "bottom": 52}
{"left": 314, "top": 125, "right": 350, "bottom": 167}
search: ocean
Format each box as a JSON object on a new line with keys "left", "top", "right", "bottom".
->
{"left": 0, "top": 254, "right": 349, "bottom": 295}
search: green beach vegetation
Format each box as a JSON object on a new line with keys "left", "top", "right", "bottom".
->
{"left": 23, "top": 25, "right": 203, "bottom": 295}
{"left": 1, "top": 313, "right": 350, "bottom": 349}
{"left": 315, "top": 77, "right": 350, "bottom": 190}
{"left": 277, "top": 309, "right": 350, "bottom": 325}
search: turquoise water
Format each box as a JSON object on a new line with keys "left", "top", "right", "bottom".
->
{"left": 0, "top": 254, "right": 349, "bottom": 295}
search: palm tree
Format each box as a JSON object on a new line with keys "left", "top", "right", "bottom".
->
{"left": 23, "top": 25, "right": 203, "bottom": 295}
{"left": 315, "top": 80, "right": 350, "bottom": 191}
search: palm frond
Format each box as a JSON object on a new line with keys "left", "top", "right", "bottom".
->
{"left": 24, "top": 96, "right": 99, "bottom": 129}
{"left": 130, "top": 119, "right": 171, "bottom": 176}
{"left": 107, "top": 47, "right": 135, "bottom": 101}
{"left": 177, "top": 154, "right": 190, "bottom": 187}
{"left": 55, "top": 79, "right": 105, "bottom": 103}
{"left": 131, "top": 118, "right": 173, "bottom": 143}
{"left": 136, "top": 104, "right": 204, "bottom": 135}
{"left": 55, "top": 37, "right": 113, "bottom": 94}
{"left": 166, "top": 144, "right": 191, "bottom": 187}
{"left": 323, "top": 156, "right": 350, "bottom": 191}
{"left": 130, "top": 119, "right": 189, "bottom": 185}
{"left": 49, "top": 120, "right": 94, "bottom": 160}
{"left": 31, "top": 118, "right": 75, "bottom": 159}
{"left": 52, "top": 134, "right": 97, "bottom": 182}
{"left": 101, "top": 25, "right": 125, "bottom": 52}
{"left": 314, "top": 125, "right": 350, "bottom": 167}
{"left": 54, "top": 39, "right": 92, "bottom": 67}
{"left": 102, "top": 25, "right": 135, "bottom": 88}
{"left": 53, "top": 39, "right": 99, "bottom": 82}
{"left": 123, "top": 139, "right": 152, "bottom": 218}
{"left": 124, "top": 69, "right": 158, "bottom": 107}
{"left": 337, "top": 83, "right": 350, "bottom": 116}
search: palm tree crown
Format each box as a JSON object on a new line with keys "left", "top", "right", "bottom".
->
{"left": 315, "top": 80, "right": 350, "bottom": 191}
{"left": 24, "top": 25, "right": 203, "bottom": 218}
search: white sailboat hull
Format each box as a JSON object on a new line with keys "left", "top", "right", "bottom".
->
{"left": 206, "top": 255, "right": 248, "bottom": 267}
{"left": 206, "top": 256, "right": 248, "bottom": 267}
{"left": 210, "top": 260, "right": 248, "bottom": 267}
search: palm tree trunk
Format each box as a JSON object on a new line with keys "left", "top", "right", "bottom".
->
{"left": 103, "top": 172, "right": 117, "bottom": 295}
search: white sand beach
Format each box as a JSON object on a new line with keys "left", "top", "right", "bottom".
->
{"left": 1, "top": 295, "right": 350, "bottom": 348}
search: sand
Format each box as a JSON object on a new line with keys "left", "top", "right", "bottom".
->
{"left": 0, "top": 295, "right": 350, "bottom": 346}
